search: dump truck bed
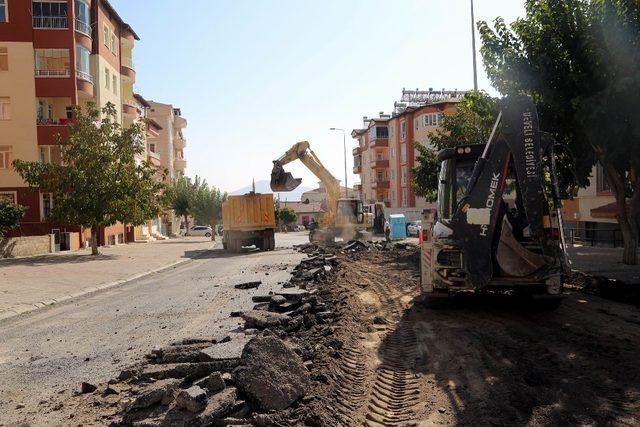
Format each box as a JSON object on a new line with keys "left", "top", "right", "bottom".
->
{"left": 222, "top": 193, "right": 276, "bottom": 231}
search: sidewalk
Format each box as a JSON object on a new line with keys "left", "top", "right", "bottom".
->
{"left": 0, "top": 237, "right": 218, "bottom": 320}
{"left": 567, "top": 245, "right": 640, "bottom": 283}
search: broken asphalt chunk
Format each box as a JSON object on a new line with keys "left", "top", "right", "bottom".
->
{"left": 234, "top": 281, "right": 261, "bottom": 290}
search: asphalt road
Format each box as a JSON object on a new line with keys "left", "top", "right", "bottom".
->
{"left": 0, "top": 232, "right": 308, "bottom": 426}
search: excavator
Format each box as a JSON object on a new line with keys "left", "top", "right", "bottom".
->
{"left": 421, "top": 96, "right": 568, "bottom": 308}
{"left": 270, "top": 141, "right": 370, "bottom": 243}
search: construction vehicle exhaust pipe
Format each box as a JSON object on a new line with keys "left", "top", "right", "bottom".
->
{"left": 270, "top": 162, "right": 302, "bottom": 192}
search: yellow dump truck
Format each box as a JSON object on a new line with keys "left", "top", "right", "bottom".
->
{"left": 221, "top": 193, "right": 276, "bottom": 253}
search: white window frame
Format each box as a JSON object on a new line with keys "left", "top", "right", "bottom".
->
{"left": 0, "top": 96, "right": 10, "bottom": 120}
{"left": 0, "top": 47, "right": 7, "bottom": 71}
{"left": 400, "top": 144, "right": 407, "bottom": 164}
{"left": 103, "top": 25, "right": 109, "bottom": 46}
{"left": 112, "top": 74, "right": 117, "bottom": 94}
{"left": 401, "top": 167, "right": 407, "bottom": 186}
{"left": 0, "top": 145, "right": 11, "bottom": 168}
{"left": 110, "top": 34, "right": 117, "bottom": 54}
{"left": 105, "top": 67, "right": 110, "bottom": 89}
{"left": 400, "top": 121, "right": 406, "bottom": 141}
{"left": 0, "top": 191, "right": 17, "bottom": 204}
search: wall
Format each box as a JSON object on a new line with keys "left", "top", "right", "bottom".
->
{"left": 0, "top": 234, "right": 53, "bottom": 258}
{"left": 0, "top": 42, "right": 39, "bottom": 188}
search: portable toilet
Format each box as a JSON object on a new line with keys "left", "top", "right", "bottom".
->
{"left": 389, "top": 214, "right": 406, "bottom": 240}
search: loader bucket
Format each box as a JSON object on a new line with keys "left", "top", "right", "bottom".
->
{"left": 270, "top": 163, "right": 302, "bottom": 192}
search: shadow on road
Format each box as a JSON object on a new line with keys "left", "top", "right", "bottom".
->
{"left": 379, "top": 293, "right": 639, "bottom": 425}
{"left": 0, "top": 253, "right": 117, "bottom": 267}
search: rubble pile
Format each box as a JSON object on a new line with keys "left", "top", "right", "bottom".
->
{"left": 71, "top": 245, "right": 344, "bottom": 426}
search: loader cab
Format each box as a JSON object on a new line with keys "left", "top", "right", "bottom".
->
{"left": 436, "top": 144, "right": 485, "bottom": 225}
{"left": 335, "top": 198, "right": 365, "bottom": 226}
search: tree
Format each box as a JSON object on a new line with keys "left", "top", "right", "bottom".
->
{"left": 278, "top": 207, "right": 297, "bottom": 230}
{"left": 165, "top": 176, "right": 198, "bottom": 236}
{"left": 412, "top": 91, "right": 498, "bottom": 200}
{"left": 478, "top": 0, "right": 640, "bottom": 264}
{"left": 13, "top": 103, "right": 164, "bottom": 255}
{"left": 0, "top": 202, "right": 26, "bottom": 238}
{"left": 191, "top": 177, "right": 227, "bottom": 241}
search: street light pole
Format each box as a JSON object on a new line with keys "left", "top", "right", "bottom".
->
{"left": 330, "top": 127, "right": 348, "bottom": 198}
{"left": 471, "top": 0, "right": 478, "bottom": 91}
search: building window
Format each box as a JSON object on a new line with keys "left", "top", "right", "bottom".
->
{"left": 390, "top": 169, "right": 395, "bottom": 180}
{"left": 112, "top": 75, "right": 117, "bottom": 94}
{"left": 402, "top": 188, "right": 408, "bottom": 208}
{"left": 0, "top": 47, "right": 7, "bottom": 71}
{"left": 41, "top": 192, "right": 53, "bottom": 220}
{"left": 32, "top": 1, "right": 68, "bottom": 29}
{"left": 400, "top": 144, "right": 407, "bottom": 164}
{"left": 0, "top": 0, "right": 7, "bottom": 22}
{"left": 34, "top": 49, "right": 70, "bottom": 77}
{"left": 110, "top": 34, "right": 117, "bottom": 54}
{"left": 149, "top": 143, "right": 156, "bottom": 153}
{"left": 401, "top": 167, "right": 407, "bottom": 186}
{"left": 0, "top": 145, "right": 11, "bottom": 168}
{"left": 39, "top": 146, "right": 46, "bottom": 163}
{"left": 390, "top": 147, "right": 395, "bottom": 158}
{"left": 104, "top": 25, "right": 109, "bottom": 46}
{"left": 400, "top": 121, "right": 406, "bottom": 141}
{"left": 0, "top": 191, "right": 17, "bottom": 204}
{"left": 74, "top": 0, "right": 90, "bottom": 35}
{"left": 0, "top": 97, "right": 10, "bottom": 120}
{"left": 389, "top": 125, "right": 394, "bottom": 138}
{"left": 596, "top": 163, "right": 611, "bottom": 193}
{"left": 105, "top": 68, "right": 110, "bottom": 89}
{"left": 75, "top": 44, "right": 91, "bottom": 79}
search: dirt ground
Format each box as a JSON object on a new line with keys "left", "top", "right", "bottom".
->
{"left": 308, "top": 247, "right": 640, "bottom": 426}
{"left": 11, "top": 243, "right": 639, "bottom": 426}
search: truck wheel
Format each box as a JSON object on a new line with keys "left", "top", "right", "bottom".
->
{"left": 269, "top": 234, "right": 275, "bottom": 251}
{"left": 222, "top": 241, "right": 228, "bottom": 250}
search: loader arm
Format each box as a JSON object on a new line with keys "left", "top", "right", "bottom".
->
{"left": 451, "top": 96, "right": 551, "bottom": 287}
{"left": 271, "top": 141, "right": 340, "bottom": 227}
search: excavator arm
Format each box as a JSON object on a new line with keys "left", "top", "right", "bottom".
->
{"left": 270, "top": 141, "right": 340, "bottom": 227}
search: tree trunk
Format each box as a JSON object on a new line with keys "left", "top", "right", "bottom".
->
{"left": 604, "top": 161, "right": 637, "bottom": 265}
{"left": 91, "top": 226, "right": 99, "bottom": 256}
{"left": 210, "top": 218, "right": 216, "bottom": 241}
{"left": 184, "top": 214, "right": 189, "bottom": 236}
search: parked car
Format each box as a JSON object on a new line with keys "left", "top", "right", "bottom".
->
{"left": 189, "top": 225, "right": 213, "bottom": 237}
{"left": 406, "top": 220, "right": 422, "bottom": 237}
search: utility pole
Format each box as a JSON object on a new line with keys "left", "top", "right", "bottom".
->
{"left": 471, "top": 0, "right": 478, "bottom": 91}
{"left": 329, "top": 128, "right": 348, "bottom": 198}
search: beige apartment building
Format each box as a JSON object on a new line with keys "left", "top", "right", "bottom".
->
{"left": 352, "top": 88, "right": 463, "bottom": 210}
{"left": 147, "top": 101, "right": 188, "bottom": 235}
{"left": 0, "top": 0, "right": 179, "bottom": 247}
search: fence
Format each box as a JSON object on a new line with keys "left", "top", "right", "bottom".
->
{"left": 566, "top": 228, "right": 625, "bottom": 248}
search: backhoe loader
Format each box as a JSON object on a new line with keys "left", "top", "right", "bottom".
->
{"left": 270, "top": 141, "right": 370, "bottom": 243}
{"left": 421, "top": 96, "right": 568, "bottom": 307}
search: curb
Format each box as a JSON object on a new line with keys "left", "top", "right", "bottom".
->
{"left": 0, "top": 242, "right": 220, "bottom": 323}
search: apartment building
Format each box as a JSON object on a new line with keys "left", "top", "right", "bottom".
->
{"left": 352, "top": 88, "right": 462, "bottom": 209}
{"left": 147, "top": 101, "right": 187, "bottom": 235}
{"left": 0, "top": 0, "right": 145, "bottom": 246}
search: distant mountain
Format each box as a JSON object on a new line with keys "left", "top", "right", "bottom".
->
{"left": 230, "top": 179, "right": 313, "bottom": 202}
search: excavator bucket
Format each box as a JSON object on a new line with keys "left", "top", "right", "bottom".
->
{"left": 496, "top": 217, "right": 553, "bottom": 277}
{"left": 270, "top": 163, "right": 302, "bottom": 192}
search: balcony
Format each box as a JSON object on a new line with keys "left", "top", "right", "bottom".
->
{"left": 122, "top": 99, "right": 139, "bottom": 117}
{"left": 121, "top": 57, "right": 136, "bottom": 81}
{"left": 74, "top": 19, "right": 91, "bottom": 37}
{"left": 35, "top": 69, "right": 71, "bottom": 78}
{"left": 371, "top": 180, "right": 390, "bottom": 190}
{"left": 174, "top": 158, "right": 187, "bottom": 171}
{"left": 147, "top": 151, "right": 162, "bottom": 168}
{"left": 370, "top": 138, "right": 389, "bottom": 148}
{"left": 174, "top": 135, "right": 186, "bottom": 150}
{"left": 33, "top": 16, "right": 68, "bottom": 29}
{"left": 174, "top": 115, "right": 187, "bottom": 128}
{"left": 75, "top": 70, "right": 94, "bottom": 97}
{"left": 371, "top": 158, "right": 389, "bottom": 169}
{"left": 37, "top": 121, "right": 69, "bottom": 145}
{"left": 353, "top": 165, "right": 362, "bottom": 174}
{"left": 353, "top": 184, "right": 362, "bottom": 191}
{"left": 352, "top": 146, "right": 362, "bottom": 155}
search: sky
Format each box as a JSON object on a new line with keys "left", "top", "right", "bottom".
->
{"left": 110, "top": 0, "right": 526, "bottom": 195}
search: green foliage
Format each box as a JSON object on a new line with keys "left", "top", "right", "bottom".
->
{"left": 13, "top": 102, "right": 165, "bottom": 254}
{"left": 191, "top": 177, "right": 227, "bottom": 239}
{"left": 478, "top": 0, "right": 640, "bottom": 263}
{"left": 166, "top": 175, "right": 197, "bottom": 220}
{"left": 412, "top": 91, "right": 498, "bottom": 200}
{"left": 278, "top": 207, "right": 297, "bottom": 226}
{"left": 0, "top": 202, "right": 26, "bottom": 237}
